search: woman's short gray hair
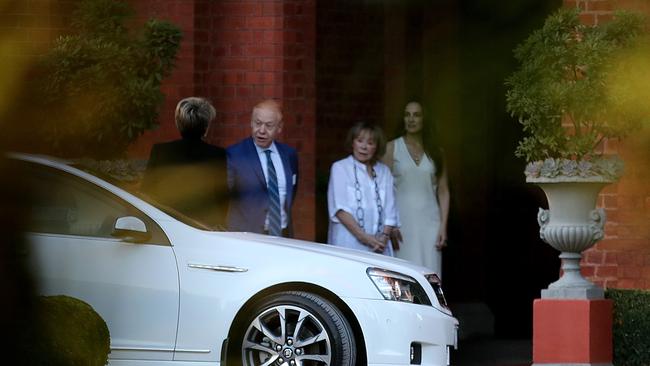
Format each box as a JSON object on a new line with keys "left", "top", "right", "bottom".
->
{"left": 175, "top": 97, "right": 216, "bottom": 139}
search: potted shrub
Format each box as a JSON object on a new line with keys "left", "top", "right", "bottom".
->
{"left": 505, "top": 8, "right": 648, "bottom": 298}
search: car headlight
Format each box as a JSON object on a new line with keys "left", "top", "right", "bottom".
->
{"left": 425, "top": 273, "right": 449, "bottom": 308}
{"left": 366, "top": 268, "right": 431, "bottom": 305}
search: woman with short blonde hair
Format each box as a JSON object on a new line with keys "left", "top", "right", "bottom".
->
{"left": 174, "top": 97, "right": 216, "bottom": 139}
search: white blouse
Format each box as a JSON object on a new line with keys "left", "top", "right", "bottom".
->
{"left": 327, "top": 155, "right": 399, "bottom": 256}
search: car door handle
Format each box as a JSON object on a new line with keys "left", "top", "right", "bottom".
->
{"left": 187, "top": 263, "right": 248, "bottom": 273}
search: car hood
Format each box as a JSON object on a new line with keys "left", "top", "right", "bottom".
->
{"left": 204, "top": 231, "right": 435, "bottom": 276}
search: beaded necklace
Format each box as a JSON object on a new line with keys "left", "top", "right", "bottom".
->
{"left": 353, "top": 161, "right": 383, "bottom": 236}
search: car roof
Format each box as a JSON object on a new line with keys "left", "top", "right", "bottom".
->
{"left": 8, "top": 152, "right": 73, "bottom": 167}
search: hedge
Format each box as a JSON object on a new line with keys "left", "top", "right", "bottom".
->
{"left": 606, "top": 288, "right": 650, "bottom": 366}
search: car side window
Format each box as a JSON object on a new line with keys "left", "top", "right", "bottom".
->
{"left": 23, "top": 162, "right": 170, "bottom": 245}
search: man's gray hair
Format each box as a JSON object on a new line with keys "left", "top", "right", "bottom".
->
{"left": 175, "top": 97, "right": 216, "bottom": 139}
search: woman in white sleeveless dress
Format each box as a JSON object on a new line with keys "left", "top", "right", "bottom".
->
{"left": 382, "top": 101, "right": 450, "bottom": 276}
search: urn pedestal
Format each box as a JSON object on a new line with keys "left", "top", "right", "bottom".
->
{"left": 533, "top": 299, "right": 613, "bottom": 366}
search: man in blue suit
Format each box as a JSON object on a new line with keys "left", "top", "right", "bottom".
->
{"left": 226, "top": 100, "right": 298, "bottom": 237}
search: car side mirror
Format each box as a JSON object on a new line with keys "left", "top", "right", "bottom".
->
{"left": 112, "top": 216, "right": 151, "bottom": 243}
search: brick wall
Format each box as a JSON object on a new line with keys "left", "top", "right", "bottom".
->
{"left": 583, "top": 138, "right": 650, "bottom": 289}
{"left": 566, "top": 0, "right": 650, "bottom": 24}
{"left": 564, "top": 0, "right": 650, "bottom": 289}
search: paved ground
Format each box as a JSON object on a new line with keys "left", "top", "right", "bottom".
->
{"left": 452, "top": 337, "right": 532, "bottom": 366}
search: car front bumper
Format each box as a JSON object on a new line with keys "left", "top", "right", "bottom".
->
{"left": 344, "top": 297, "right": 458, "bottom": 366}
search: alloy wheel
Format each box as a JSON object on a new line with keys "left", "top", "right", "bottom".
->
{"left": 242, "top": 304, "right": 332, "bottom": 366}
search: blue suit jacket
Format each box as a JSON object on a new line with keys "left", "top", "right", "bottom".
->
{"left": 226, "top": 137, "right": 298, "bottom": 236}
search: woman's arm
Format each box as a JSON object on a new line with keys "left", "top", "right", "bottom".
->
{"left": 436, "top": 158, "right": 450, "bottom": 250}
{"left": 381, "top": 140, "right": 395, "bottom": 170}
{"left": 381, "top": 164, "right": 402, "bottom": 249}
{"left": 335, "top": 210, "right": 387, "bottom": 253}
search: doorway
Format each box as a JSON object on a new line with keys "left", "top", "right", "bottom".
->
{"left": 315, "top": 0, "right": 562, "bottom": 340}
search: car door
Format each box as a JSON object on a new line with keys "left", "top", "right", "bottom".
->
{"left": 23, "top": 162, "right": 180, "bottom": 361}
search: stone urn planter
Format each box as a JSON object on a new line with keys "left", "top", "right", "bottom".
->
{"left": 529, "top": 176, "right": 612, "bottom": 299}
{"left": 525, "top": 157, "right": 623, "bottom": 299}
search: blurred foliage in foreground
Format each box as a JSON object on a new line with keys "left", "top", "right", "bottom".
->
{"left": 5, "top": 0, "right": 181, "bottom": 158}
{"left": 19, "top": 295, "right": 111, "bottom": 366}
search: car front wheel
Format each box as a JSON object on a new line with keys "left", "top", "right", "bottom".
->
{"left": 235, "top": 291, "right": 356, "bottom": 366}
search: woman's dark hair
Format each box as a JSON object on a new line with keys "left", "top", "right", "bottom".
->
{"left": 396, "top": 101, "right": 444, "bottom": 178}
{"left": 345, "top": 121, "right": 386, "bottom": 164}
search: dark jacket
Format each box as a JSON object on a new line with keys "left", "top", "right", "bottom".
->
{"left": 141, "top": 138, "right": 227, "bottom": 229}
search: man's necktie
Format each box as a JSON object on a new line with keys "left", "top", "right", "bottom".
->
{"left": 264, "top": 150, "right": 282, "bottom": 236}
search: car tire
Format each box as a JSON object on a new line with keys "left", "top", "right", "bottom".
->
{"left": 232, "top": 291, "right": 356, "bottom": 366}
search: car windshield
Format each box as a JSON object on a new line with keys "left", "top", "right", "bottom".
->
{"left": 71, "top": 163, "right": 220, "bottom": 232}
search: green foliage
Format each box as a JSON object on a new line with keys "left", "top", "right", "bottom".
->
{"left": 22, "top": 295, "right": 110, "bottom": 366}
{"left": 36, "top": 0, "right": 182, "bottom": 158}
{"left": 606, "top": 289, "right": 650, "bottom": 366}
{"left": 505, "top": 9, "right": 648, "bottom": 162}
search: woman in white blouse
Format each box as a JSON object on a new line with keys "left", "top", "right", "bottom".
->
{"left": 327, "top": 122, "right": 399, "bottom": 255}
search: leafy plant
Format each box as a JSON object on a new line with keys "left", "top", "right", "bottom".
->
{"left": 524, "top": 156, "right": 623, "bottom": 180}
{"left": 505, "top": 8, "right": 648, "bottom": 166}
{"left": 33, "top": 0, "right": 182, "bottom": 158}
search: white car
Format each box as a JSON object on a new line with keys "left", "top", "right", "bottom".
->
{"left": 14, "top": 153, "right": 458, "bottom": 366}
